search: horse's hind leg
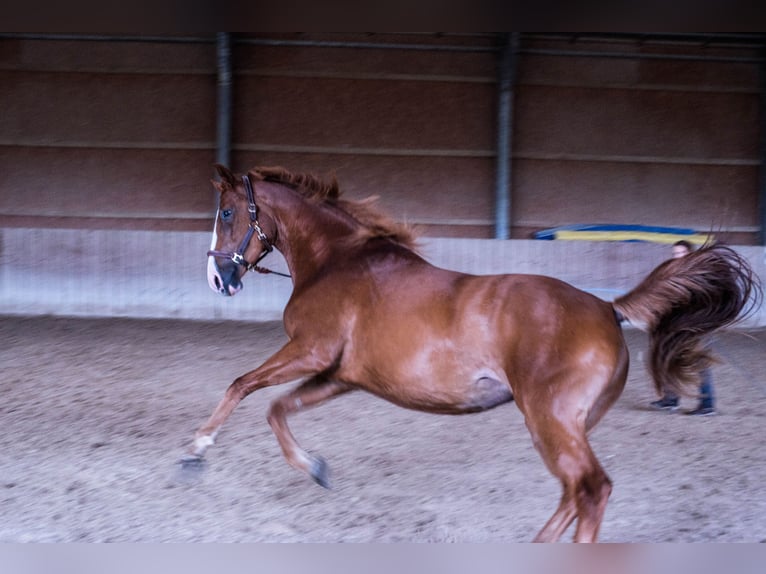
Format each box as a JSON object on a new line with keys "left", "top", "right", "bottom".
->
{"left": 528, "top": 418, "right": 612, "bottom": 543}
{"left": 267, "top": 378, "right": 352, "bottom": 488}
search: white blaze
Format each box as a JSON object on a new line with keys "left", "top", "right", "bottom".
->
{"left": 207, "top": 210, "right": 222, "bottom": 293}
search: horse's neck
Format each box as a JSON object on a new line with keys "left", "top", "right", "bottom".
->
{"left": 267, "top": 190, "right": 359, "bottom": 282}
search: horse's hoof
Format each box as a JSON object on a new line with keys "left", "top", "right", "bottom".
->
{"left": 310, "top": 456, "right": 331, "bottom": 489}
{"left": 179, "top": 453, "right": 206, "bottom": 467}
{"left": 175, "top": 455, "right": 206, "bottom": 484}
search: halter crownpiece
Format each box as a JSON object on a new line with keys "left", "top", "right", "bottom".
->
{"left": 207, "top": 174, "right": 290, "bottom": 277}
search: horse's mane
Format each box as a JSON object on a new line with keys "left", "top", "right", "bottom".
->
{"left": 252, "top": 166, "right": 419, "bottom": 251}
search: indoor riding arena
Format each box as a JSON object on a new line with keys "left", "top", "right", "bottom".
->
{"left": 2, "top": 33, "right": 766, "bottom": 543}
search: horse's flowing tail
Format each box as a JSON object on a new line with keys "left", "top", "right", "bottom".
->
{"left": 613, "top": 243, "right": 762, "bottom": 398}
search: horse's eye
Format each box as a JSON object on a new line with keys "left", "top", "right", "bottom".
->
{"left": 221, "top": 209, "right": 233, "bottom": 222}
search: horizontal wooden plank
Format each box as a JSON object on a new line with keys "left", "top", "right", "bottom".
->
{"left": 515, "top": 85, "right": 759, "bottom": 160}
{"left": 0, "top": 71, "right": 215, "bottom": 144}
{"left": 513, "top": 159, "right": 759, "bottom": 229}
{"left": 1, "top": 147, "right": 496, "bottom": 227}
{"left": 234, "top": 39, "right": 498, "bottom": 80}
{"left": 231, "top": 152, "right": 495, "bottom": 224}
{"left": 0, "top": 37, "right": 215, "bottom": 73}
{"left": 234, "top": 76, "right": 496, "bottom": 151}
{"left": 0, "top": 148, "right": 218, "bottom": 219}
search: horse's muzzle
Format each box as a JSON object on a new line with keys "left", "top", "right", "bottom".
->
{"left": 207, "top": 256, "right": 242, "bottom": 296}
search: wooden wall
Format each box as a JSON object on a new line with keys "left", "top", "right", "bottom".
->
{"left": 513, "top": 35, "right": 762, "bottom": 244}
{"left": 1, "top": 33, "right": 763, "bottom": 243}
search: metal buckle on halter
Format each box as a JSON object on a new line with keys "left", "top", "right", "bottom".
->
{"left": 252, "top": 221, "right": 270, "bottom": 244}
{"left": 231, "top": 252, "right": 247, "bottom": 266}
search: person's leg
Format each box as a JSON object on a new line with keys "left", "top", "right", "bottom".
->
{"left": 698, "top": 368, "right": 714, "bottom": 410}
{"left": 686, "top": 367, "right": 715, "bottom": 415}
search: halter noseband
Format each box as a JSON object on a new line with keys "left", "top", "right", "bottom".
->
{"left": 207, "top": 175, "right": 289, "bottom": 277}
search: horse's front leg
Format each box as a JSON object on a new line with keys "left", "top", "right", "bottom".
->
{"left": 267, "top": 378, "right": 352, "bottom": 488}
{"left": 180, "top": 340, "right": 335, "bottom": 469}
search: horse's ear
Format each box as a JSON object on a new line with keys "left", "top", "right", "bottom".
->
{"left": 214, "top": 164, "right": 235, "bottom": 184}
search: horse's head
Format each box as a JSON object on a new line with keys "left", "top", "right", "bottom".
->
{"left": 207, "top": 165, "right": 277, "bottom": 296}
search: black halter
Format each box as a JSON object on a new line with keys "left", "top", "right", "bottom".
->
{"left": 207, "top": 175, "right": 290, "bottom": 277}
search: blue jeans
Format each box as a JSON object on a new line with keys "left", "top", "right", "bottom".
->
{"left": 698, "top": 367, "right": 715, "bottom": 409}
{"left": 664, "top": 367, "right": 714, "bottom": 409}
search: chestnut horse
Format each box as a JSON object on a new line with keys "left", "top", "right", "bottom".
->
{"left": 185, "top": 164, "right": 760, "bottom": 542}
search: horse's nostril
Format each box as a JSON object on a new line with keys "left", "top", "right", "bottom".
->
{"left": 214, "top": 276, "right": 221, "bottom": 289}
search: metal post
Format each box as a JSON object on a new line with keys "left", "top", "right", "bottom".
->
{"left": 494, "top": 33, "right": 519, "bottom": 240}
{"left": 216, "top": 33, "right": 232, "bottom": 169}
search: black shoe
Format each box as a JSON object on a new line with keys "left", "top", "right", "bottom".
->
{"left": 685, "top": 406, "right": 716, "bottom": 416}
{"left": 650, "top": 398, "right": 680, "bottom": 411}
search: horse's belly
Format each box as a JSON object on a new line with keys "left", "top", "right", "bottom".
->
{"left": 459, "top": 375, "right": 514, "bottom": 412}
{"left": 355, "top": 365, "right": 514, "bottom": 415}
